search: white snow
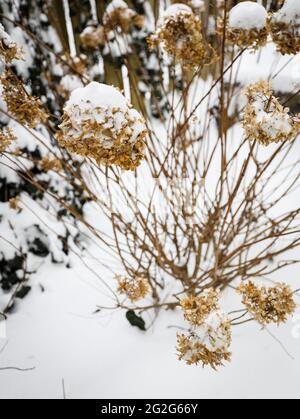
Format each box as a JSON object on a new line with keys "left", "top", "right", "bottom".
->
{"left": 0, "top": 23, "right": 17, "bottom": 49}
{"left": 66, "top": 82, "right": 128, "bottom": 111}
{"left": 229, "top": 2, "right": 268, "bottom": 30}
{"left": 60, "top": 75, "right": 83, "bottom": 93}
{"left": 273, "top": 0, "right": 300, "bottom": 24}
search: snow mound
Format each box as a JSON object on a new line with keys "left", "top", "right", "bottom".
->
{"left": 229, "top": 2, "right": 267, "bottom": 30}
{"left": 273, "top": 0, "right": 300, "bottom": 24}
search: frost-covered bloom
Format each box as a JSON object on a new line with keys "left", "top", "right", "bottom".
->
{"left": 1, "top": 70, "right": 48, "bottom": 128}
{"left": 270, "top": 0, "right": 300, "bottom": 55}
{"left": 177, "top": 310, "right": 232, "bottom": 369}
{"left": 243, "top": 81, "right": 300, "bottom": 145}
{"left": 238, "top": 282, "right": 296, "bottom": 326}
{"left": 116, "top": 275, "right": 149, "bottom": 302}
{"left": 0, "top": 24, "right": 22, "bottom": 63}
{"left": 149, "top": 4, "right": 216, "bottom": 70}
{"left": 180, "top": 289, "right": 219, "bottom": 326}
{"left": 0, "top": 127, "right": 16, "bottom": 153}
{"left": 80, "top": 25, "right": 105, "bottom": 49}
{"left": 227, "top": 2, "right": 268, "bottom": 49}
{"left": 57, "top": 82, "right": 148, "bottom": 170}
{"left": 103, "top": 0, "right": 143, "bottom": 34}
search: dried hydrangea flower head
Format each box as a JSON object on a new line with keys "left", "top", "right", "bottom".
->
{"left": 80, "top": 25, "right": 105, "bottom": 49}
{"left": 243, "top": 80, "right": 300, "bottom": 145}
{"left": 238, "top": 281, "right": 296, "bottom": 326}
{"left": 0, "top": 127, "right": 16, "bottom": 153}
{"left": 227, "top": 2, "right": 268, "bottom": 49}
{"left": 116, "top": 274, "right": 149, "bottom": 302}
{"left": 180, "top": 288, "right": 219, "bottom": 326}
{"left": 1, "top": 71, "right": 48, "bottom": 128}
{"left": 270, "top": 0, "right": 300, "bottom": 55}
{"left": 57, "top": 82, "right": 148, "bottom": 171}
{"left": 149, "top": 3, "right": 216, "bottom": 71}
{"left": 177, "top": 310, "right": 232, "bottom": 369}
{"left": 0, "top": 23, "right": 22, "bottom": 63}
{"left": 40, "top": 157, "right": 63, "bottom": 173}
{"left": 103, "top": 0, "right": 142, "bottom": 34}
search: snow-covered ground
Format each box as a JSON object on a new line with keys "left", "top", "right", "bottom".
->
{"left": 0, "top": 247, "right": 299, "bottom": 399}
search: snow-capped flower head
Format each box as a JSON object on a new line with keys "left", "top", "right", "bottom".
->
{"left": 177, "top": 0, "right": 205, "bottom": 13}
{"left": 58, "top": 74, "right": 84, "bottom": 100}
{"left": 180, "top": 289, "right": 219, "bottom": 326}
{"left": 80, "top": 25, "right": 105, "bottom": 49}
{"left": 177, "top": 310, "right": 232, "bottom": 369}
{"left": 270, "top": 0, "right": 300, "bottom": 55}
{"left": 0, "top": 23, "right": 22, "bottom": 64}
{"left": 149, "top": 3, "right": 216, "bottom": 71}
{"left": 57, "top": 82, "right": 148, "bottom": 170}
{"left": 116, "top": 274, "right": 149, "bottom": 302}
{"left": 243, "top": 80, "right": 300, "bottom": 145}
{"left": 227, "top": 2, "right": 268, "bottom": 49}
{"left": 103, "top": 0, "right": 143, "bottom": 34}
{"left": 1, "top": 70, "right": 48, "bottom": 128}
{"left": 238, "top": 282, "right": 296, "bottom": 326}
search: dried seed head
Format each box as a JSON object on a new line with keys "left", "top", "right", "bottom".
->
{"left": 270, "top": 0, "right": 300, "bottom": 55}
{"left": 0, "top": 127, "right": 16, "bottom": 153}
{"left": 149, "top": 4, "right": 216, "bottom": 71}
{"left": 116, "top": 275, "right": 149, "bottom": 302}
{"left": 226, "top": 2, "right": 268, "bottom": 49}
{"left": 238, "top": 281, "right": 296, "bottom": 326}
{"left": 180, "top": 288, "right": 219, "bottom": 326}
{"left": 40, "top": 157, "right": 63, "bottom": 172}
{"left": 243, "top": 80, "right": 300, "bottom": 145}
{"left": 80, "top": 25, "right": 105, "bottom": 48}
{"left": 0, "top": 23, "right": 22, "bottom": 63}
{"left": 103, "top": 0, "right": 140, "bottom": 34}
{"left": 1, "top": 70, "right": 48, "bottom": 128}
{"left": 57, "top": 82, "right": 148, "bottom": 171}
{"left": 177, "top": 310, "right": 232, "bottom": 369}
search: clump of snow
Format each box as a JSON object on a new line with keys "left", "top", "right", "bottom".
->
{"left": 162, "top": 4, "right": 192, "bottom": 20}
{"left": 229, "top": 2, "right": 268, "bottom": 30}
{"left": 273, "top": 0, "right": 300, "bottom": 24}
{"left": 65, "top": 81, "right": 128, "bottom": 113}
{"left": 0, "top": 23, "right": 17, "bottom": 49}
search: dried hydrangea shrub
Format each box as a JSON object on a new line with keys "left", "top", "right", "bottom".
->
{"left": 57, "top": 82, "right": 148, "bottom": 171}
{"left": 238, "top": 281, "right": 296, "bottom": 326}
{"left": 243, "top": 80, "right": 300, "bottom": 146}
{"left": 103, "top": 0, "right": 143, "bottom": 34}
{"left": 1, "top": 71, "right": 48, "bottom": 128}
{"left": 177, "top": 310, "right": 232, "bottom": 369}
{"left": 180, "top": 289, "right": 219, "bottom": 326}
{"left": 0, "top": 23, "right": 22, "bottom": 63}
{"left": 226, "top": 2, "right": 268, "bottom": 49}
{"left": 116, "top": 275, "right": 149, "bottom": 302}
{"left": 149, "top": 4, "right": 216, "bottom": 71}
{"left": 0, "top": 127, "right": 16, "bottom": 153}
{"left": 270, "top": 0, "right": 300, "bottom": 55}
{"left": 80, "top": 25, "right": 105, "bottom": 49}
